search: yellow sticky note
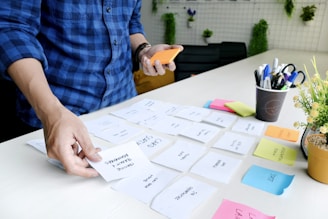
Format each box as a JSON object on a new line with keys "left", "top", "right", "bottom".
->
{"left": 265, "top": 125, "right": 300, "bottom": 142}
{"left": 253, "top": 138, "right": 297, "bottom": 166}
{"left": 224, "top": 101, "right": 255, "bottom": 117}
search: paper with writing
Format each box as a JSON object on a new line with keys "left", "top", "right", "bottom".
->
{"left": 134, "top": 133, "right": 171, "bottom": 156}
{"left": 174, "top": 106, "right": 211, "bottom": 122}
{"left": 190, "top": 152, "right": 242, "bottom": 184}
{"left": 88, "top": 141, "right": 151, "bottom": 182}
{"left": 231, "top": 118, "right": 265, "bottom": 136}
{"left": 149, "top": 115, "right": 192, "bottom": 136}
{"left": 203, "top": 111, "right": 237, "bottom": 128}
{"left": 112, "top": 166, "right": 178, "bottom": 204}
{"left": 253, "top": 138, "right": 297, "bottom": 166}
{"left": 151, "top": 176, "right": 217, "bottom": 219}
{"left": 179, "top": 122, "right": 221, "bottom": 143}
{"left": 93, "top": 122, "right": 143, "bottom": 144}
{"left": 242, "top": 165, "right": 294, "bottom": 195}
{"left": 84, "top": 115, "right": 121, "bottom": 134}
{"left": 152, "top": 140, "right": 207, "bottom": 172}
{"left": 212, "top": 199, "right": 276, "bottom": 219}
{"left": 213, "top": 131, "right": 255, "bottom": 155}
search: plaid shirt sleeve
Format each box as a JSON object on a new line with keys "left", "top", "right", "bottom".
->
{"left": 0, "top": 0, "right": 48, "bottom": 79}
{"left": 0, "top": 0, "right": 144, "bottom": 128}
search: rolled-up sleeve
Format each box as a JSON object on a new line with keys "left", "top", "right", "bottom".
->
{"left": 128, "top": 0, "right": 144, "bottom": 35}
{"left": 0, "top": 0, "right": 48, "bottom": 79}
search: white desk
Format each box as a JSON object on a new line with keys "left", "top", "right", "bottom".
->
{"left": 1, "top": 49, "right": 328, "bottom": 219}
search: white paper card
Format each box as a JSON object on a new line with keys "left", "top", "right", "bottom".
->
{"left": 152, "top": 140, "right": 206, "bottom": 172}
{"left": 134, "top": 133, "right": 171, "bottom": 157}
{"left": 175, "top": 106, "right": 211, "bottom": 122}
{"left": 179, "top": 122, "right": 221, "bottom": 143}
{"left": 112, "top": 166, "right": 178, "bottom": 204}
{"left": 213, "top": 131, "right": 256, "bottom": 155}
{"left": 88, "top": 141, "right": 151, "bottom": 182}
{"left": 203, "top": 111, "right": 237, "bottom": 128}
{"left": 151, "top": 176, "right": 217, "bottom": 219}
{"left": 149, "top": 116, "right": 192, "bottom": 136}
{"left": 190, "top": 152, "right": 242, "bottom": 184}
{"left": 84, "top": 115, "right": 121, "bottom": 134}
{"left": 94, "top": 123, "right": 143, "bottom": 144}
{"left": 231, "top": 118, "right": 265, "bottom": 136}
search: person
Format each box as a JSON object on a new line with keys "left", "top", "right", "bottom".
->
{"left": 0, "top": 1, "right": 183, "bottom": 177}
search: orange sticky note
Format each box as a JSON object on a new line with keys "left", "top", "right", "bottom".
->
{"left": 150, "top": 48, "right": 181, "bottom": 65}
{"left": 265, "top": 125, "right": 300, "bottom": 142}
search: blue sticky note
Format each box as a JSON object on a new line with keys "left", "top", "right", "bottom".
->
{"left": 203, "top": 100, "right": 212, "bottom": 108}
{"left": 242, "top": 165, "right": 294, "bottom": 195}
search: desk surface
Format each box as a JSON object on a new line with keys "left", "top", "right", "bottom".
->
{"left": 1, "top": 49, "right": 328, "bottom": 219}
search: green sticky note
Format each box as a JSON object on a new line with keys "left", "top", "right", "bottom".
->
{"left": 224, "top": 101, "right": 255, "bottom": 117}
{"left": 253, "top": 138, "right": 298, "bottom": 166}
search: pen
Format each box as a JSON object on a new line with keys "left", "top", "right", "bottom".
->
{"left": 281, "top": 71, "right": 298, "bottom": 90}
{"left": 262, "top": 64, "right": 271, "bottom": 89}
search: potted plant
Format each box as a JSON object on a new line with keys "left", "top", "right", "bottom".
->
{"left": 248, "top": 19, "right": 268, "bottom": 56}
{"left": 162, "top": 12, "right": 176, "bottom": 45}
{"left": 202, "top": 28, "right": 213, "bottom": 44}
{"left": 300, "top": 5, "right": 317, "bottom": 24}
{"left": 187, "top": 8, "right": 196, "bottom": 28}
{"left": 293, "top": 57, "right": 328, "bottom": 183}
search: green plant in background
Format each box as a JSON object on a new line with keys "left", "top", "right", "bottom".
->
{"left": 162, "top": 13, "right": 176, "bottom": 45}
{"left": 278, "top": 0, "right": 295, "bottom": 18}
{"left": 300, "top": 5, "right": 317, "bottom": 22}
{"left": 202, "top": 28, "right": 213, "bottom": 38}
{"left": 248, "top": 19, "right": 268, "bottom": 56}
{"left": 152, "top": 0, "right": 164, "bottom": 14}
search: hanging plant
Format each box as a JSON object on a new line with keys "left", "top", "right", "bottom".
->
{"left": 152, "top": 0, "right": 164, "bottom": 14}
{"left": 248, "top": 19, "right": 268, "bottom": 56}
{"left": 300, "top": 5, "right": 317, "bottom": 22}
{"left": 278, "top": 0, "right": 295, "bottom": 18}
{"left": 162, "top": 13, "right": 176, "bottom": 45}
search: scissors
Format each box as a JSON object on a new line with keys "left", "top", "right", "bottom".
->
{"left": 280, "top": 63, "right": 306, "bottom": 88}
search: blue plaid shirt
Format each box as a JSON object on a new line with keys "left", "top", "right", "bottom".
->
{"left": 0, "top": 0, "right": 143, "bottom": 128}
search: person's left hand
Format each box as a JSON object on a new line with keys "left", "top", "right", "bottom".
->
{"left": 139, "top": 44, "right": 183, "bottom": 76}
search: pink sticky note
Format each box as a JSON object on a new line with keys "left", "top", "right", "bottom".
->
{"left": 212, "top": 199, "right": 275, "bottom": 219}
{"left": 209, "top": 99, "right": 235, "bottom": 113}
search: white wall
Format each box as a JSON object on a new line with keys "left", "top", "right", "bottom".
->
{"left": 141, "top": 0, "right": 328, "bottom": 52}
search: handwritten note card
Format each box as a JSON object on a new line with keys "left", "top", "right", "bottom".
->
{"left": 84, "top": 115, "right": 121, "bottom": 134}
{"left": 151, "top": 176, "right": 217, "bottom": 219}
{"left": 112, "top": 166, "right": 178, "bottom": 204}
{"left": 190, "top": 152, "right": 242, "bottom": 184}
{"left": 88, "top": 141, "right": 151, "bottom": 182}
{"left": 242, "top": 165, "right": 294, "bottom": 195}
{"left": 94, "top": 123, "right": 143, "bottom": 144}
{"left": 253, "top": 138, "right": 297, "bottom": 166}
{"left": 213, "top": 131, "right": 255, "bottom": 155}
{"left": 179, "top": 122, "right": 221, "bottom": 143}
{"left": 203, "top": 111, "right": 237, "bottom": 128}
{"left": 212, "top": 199, "right": 276, "bottom": 219}
{"left": 134, "top": 133, "right": 171, "bottom": 157}
{"left": 265, "top": 125, "right": 300, "bottom": 142}
{"left": 231, "top": 118, "right": 265, "bottom": 136}
{"left": 152, "top": 140, "right": 207, "bottom": 172}
{"left": 150, "top": 116, "right": 192, "bottom": 136}
{"left": 174, "top": 106, "right": 211, "bottom": 122}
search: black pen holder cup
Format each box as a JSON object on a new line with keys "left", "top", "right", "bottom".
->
{"left": 255, "top": 86, "right": 288, "bottom": 122}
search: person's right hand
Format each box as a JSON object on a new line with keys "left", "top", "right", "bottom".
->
{"left": 42, "top": 103, "right": 102, "bottom": 177}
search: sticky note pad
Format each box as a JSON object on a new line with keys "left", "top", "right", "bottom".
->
{"left": 209, "top": 99, "right": 235, "bottom": 112}
{"left": 253, "top": 138, "right": 298, "bottom": 166}
{"left": 265, "top": 125, "right": 300, "bottom": 142}
{"left": 150, "top": 48, "right": 180, "bottom": 65}
{"left": 212, "top": 199, "right": 276, "bottom": 219}
{"left": 242, "top": 165, "right": 294, "bottom": 195}
{"left": 224, "top": 101, "right": 255, "bottom": 117}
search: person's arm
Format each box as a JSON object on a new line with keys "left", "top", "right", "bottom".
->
{"left": 7, "top": 58, "right": 101, "bottom": 177}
